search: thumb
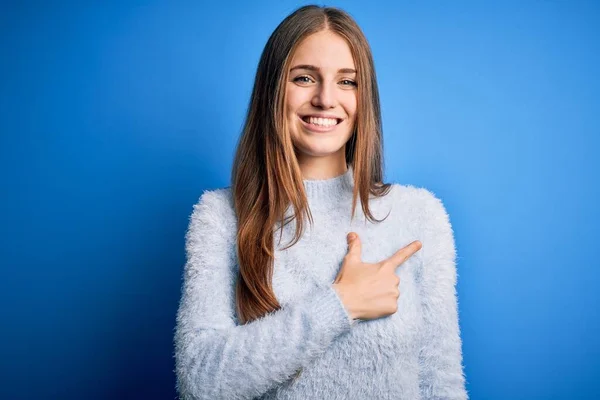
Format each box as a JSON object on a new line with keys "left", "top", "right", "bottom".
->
{"left": 346, "top": 232, "right": 362, "bottom": 260}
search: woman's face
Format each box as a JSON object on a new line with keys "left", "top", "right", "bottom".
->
{"left": 285, "top": 30, "right": 357, "bottom": 166}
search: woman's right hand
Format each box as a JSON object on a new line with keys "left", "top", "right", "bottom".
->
{"left": 332, "top": 232, "right": 422, "bottom": 321}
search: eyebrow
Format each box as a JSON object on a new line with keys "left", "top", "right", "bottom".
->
{"left": 289, "top": 64, "right": 356, "bottom": 74}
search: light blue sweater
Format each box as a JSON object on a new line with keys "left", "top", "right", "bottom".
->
{"left": 174, "top": 166, "right": 468, "bottom": 399}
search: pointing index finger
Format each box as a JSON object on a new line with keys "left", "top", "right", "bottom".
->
{"left": 383, "top": 240, "right": 422, "bottom": 271}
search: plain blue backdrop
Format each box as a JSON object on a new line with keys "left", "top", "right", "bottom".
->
{"left": 1, "top": 1, "right": 598, "bottom": 399}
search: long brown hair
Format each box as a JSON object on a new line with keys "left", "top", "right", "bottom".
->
{"left": 231, "top": 4, "right": 392, "bottom": 325}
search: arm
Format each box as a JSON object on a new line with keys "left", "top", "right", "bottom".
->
{"left": 174, "top": 189, "right": 354, "bottom": 400}
{"left": 416, "top": 189, "right": 469, "bottom": 400}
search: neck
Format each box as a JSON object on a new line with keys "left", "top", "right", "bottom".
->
{"left": 297, "top": 152, "right": 349, "bottom": 181}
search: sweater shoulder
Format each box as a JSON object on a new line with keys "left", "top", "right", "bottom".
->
{"left": 389, "top": 183, "right": 449, "bottom": 220}
{"left": 388, "top": 183, "right": 453, "bottom": 244}
{"left": 389, "top": 184, "right": 457, "bottom": 284}
{"left": 187, "top": 186, "right": 236, "bottom": 245}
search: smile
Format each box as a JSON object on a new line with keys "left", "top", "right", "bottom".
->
{"left": 299, "top": 115, "right": 343, "bottom": 133}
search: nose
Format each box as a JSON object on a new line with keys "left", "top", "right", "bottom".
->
{"left": 311, "top": 81, "right": 337, "bottom": 109}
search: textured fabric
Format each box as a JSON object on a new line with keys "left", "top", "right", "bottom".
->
{"left": 174, "top": 166, "right": 468, "bottom": 399}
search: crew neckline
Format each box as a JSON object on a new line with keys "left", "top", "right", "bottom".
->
{"left": 302, "top": 165, "right": 354, "bottom": 202}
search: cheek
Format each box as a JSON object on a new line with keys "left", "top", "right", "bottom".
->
{"left": 342, "top": 93, "right": 358, "bottom": 118}
{"left": 285, "top": 86, "right": 307, "bottom": 114}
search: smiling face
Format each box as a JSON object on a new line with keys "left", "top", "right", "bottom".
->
{"left": 285, "top": 29, "right": 358, "bottom": 173}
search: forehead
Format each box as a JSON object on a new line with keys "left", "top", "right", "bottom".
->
{"left": 290, "top": 30, "right": 355, "bottom": 70}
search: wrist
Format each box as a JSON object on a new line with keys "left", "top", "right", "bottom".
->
{"left": 332, "top": 283, "right": 359, "bottom": 320}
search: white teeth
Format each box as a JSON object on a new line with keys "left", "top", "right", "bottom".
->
{"left": 307, "top": 117, "right": 338, "bottom": 127}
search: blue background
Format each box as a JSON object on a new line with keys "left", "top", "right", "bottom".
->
{"left": 1, "top": 1, "right": 598, "bottom": 399}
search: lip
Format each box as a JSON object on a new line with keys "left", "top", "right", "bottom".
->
{"left": 298, "top": 114, "right": 344, "bottom": 133}
{"left": 300, "top": 113, "right": 343, "bottom": 120}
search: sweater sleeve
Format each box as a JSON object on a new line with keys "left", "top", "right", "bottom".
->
{"left": 416, "top": 189, "right": 469, "bottom": 400}
{"left": 174, "top": 189, "right": 354, "bottom": 400}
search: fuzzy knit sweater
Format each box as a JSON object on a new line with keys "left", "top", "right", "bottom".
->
{"left": 174, "top": 166, "right": 468, "bottom": 400}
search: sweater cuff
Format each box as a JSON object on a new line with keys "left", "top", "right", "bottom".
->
{"left": 305, "top": 284, "right": 357, "bottom": 334}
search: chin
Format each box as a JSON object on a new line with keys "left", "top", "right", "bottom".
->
{"left": 290, "top": 121, "right": 352, "bottom": 153}
{"left": 294, "top": 140, "right": 347, "bottom": 158}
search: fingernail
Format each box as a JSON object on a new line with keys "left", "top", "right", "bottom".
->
{"left": 348, "top": 233, "right": 356, "bottom": 241}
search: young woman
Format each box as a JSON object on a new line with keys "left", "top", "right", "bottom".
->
{"left": 174, "top": 5, "right": 468, "bottom": 399}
